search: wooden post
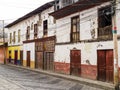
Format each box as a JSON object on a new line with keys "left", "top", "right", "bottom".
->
{"left": 112, "top": 0, "right": 119, "bottom": 90}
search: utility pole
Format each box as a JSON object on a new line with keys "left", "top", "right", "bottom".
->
{"left": 112, "top": 0, "right": 119, "bottom": 90}
{"left": 2, "top": 20, "right": 6, "bottom": 64}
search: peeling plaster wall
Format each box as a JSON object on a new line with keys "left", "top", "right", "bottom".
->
{"left": 55, "top": 2, "right": 120, "bottom": 66}
{"left": 55, "top": 41, "right": 116, "bottom": 65}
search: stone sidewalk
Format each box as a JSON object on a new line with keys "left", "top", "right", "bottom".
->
{"left": 0, "top": 75, "right": 26, "bottom": 90}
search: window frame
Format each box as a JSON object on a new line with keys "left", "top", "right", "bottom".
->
{"left": 71, "top": 16, "right": 80, "bottom": 42}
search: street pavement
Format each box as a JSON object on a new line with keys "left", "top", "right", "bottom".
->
{"left": 0, "top": 65, "right": 104, "bottom": 90}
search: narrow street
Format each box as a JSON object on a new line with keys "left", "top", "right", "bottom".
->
{"left": 0, "top": 65, "right": 104, "bottom": 90}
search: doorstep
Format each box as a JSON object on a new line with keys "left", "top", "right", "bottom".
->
{"left": 7, "top": 64, "right": 115, "bottom": 90}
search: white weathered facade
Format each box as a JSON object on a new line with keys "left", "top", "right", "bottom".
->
{"left": 6, "top": 2, "right": 55, "bottom": 68}
{"left": 5, "top": 0, "right": 120, "bottom": 82}
{"left": 53, "top": 1, "right": 120, "bottom": 81}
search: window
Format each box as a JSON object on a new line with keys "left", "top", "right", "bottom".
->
{"left": 62, "top": 0, "right": 73, "bottom": 7}
{"left": 13, "top": 31, "right": 16, "bottom": 43}
{"left": 31, "top": 23, "right": 33, "bottom": 30}
{"left": 34, "top": 24, "right": 38, "bottom": 39}
{"left": 26, "top": 26, "right": 30, "bottom": 40}
{"left": 18, "top": 30, "right": 21, "bottom": 42}
{"left": 9, "top": 33, "right": 12, "bottom": 44}
{"left": 71, "top": 16, "right": 80, "bottom": 42}
{"left": 43, "top": 20, "right": 48, "bottom": 37}
{"left": 98, "top": 6, "right": 112, "bottom": 38}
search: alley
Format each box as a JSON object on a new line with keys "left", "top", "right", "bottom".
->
{"left": 0, "top": 64, "right": 104, "bottom": 90}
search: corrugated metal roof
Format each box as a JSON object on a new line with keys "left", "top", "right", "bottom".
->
{"left": 5, "top": 1, "right": 54, "bottom": 28}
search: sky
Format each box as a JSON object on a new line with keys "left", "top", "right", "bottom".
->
{"left": 0, "top": 0, "right": 53, "bottom": 24}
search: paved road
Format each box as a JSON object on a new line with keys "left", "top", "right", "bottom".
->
{"left": 0, "top": 65, "right": 103, "bottom": 90}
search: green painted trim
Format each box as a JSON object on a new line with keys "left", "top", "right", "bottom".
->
{"left": 112, "top": 30, "right": 117, "bottom": 34}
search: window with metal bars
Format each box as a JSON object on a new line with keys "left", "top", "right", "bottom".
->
{"left": 26, "top": 26, "right": 30, "bottom": 40}
{"left": 43, "top": 20, "right": 48, "bottom": 37}
{"left": 34, "top": 24, "right": 38, "bottom": 39}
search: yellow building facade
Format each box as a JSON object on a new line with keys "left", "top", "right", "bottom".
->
{"left": 7, "top": 46, "right": 22, "bottom": 65}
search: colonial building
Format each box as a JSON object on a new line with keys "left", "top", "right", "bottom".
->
{"left": 5, "top": 0, "right": 120, "bottom": 83}
{"left": 50, "top": 0, "right": 120, "bottom": 83}
{"left": 6, "top": 1, "right": 56, "bottom": 70}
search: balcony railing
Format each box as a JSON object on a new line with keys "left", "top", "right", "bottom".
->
{"left": 98, "top": 25, "right": 112, "bottom": 39}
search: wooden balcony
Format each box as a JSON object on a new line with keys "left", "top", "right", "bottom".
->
{"left": 98, "top": 25, "right": 112, "bottom": 39}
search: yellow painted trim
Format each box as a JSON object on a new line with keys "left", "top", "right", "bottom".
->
{"left": 23, "top": 60, "right": 27, "bottom": 67}
{"left": 30, "top": 61, "right": 35, "bottom": 69}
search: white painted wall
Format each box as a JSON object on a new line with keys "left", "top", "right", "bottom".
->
{"left": 55, "top": 2, "right": 120, "bottom": 67}
{"left": 7, "top": 6, "right": 55, "bottom": 47}
{"left": 23, "top": 42, "right": 35, "bottom": 61}
{"left": 55, "top": 41, "right": 120, "bottom": 66}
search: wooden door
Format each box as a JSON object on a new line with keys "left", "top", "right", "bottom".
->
{"left": 36, "top": 52, "right": 43, "bottom": 69}
{"left": 14, "top": 51, "right": 18, "bottom": 65}
{"left": 20, "top": 51, "right": 23, "bottom": 66}
{"left": 27, "top": 51, "right": 30, "bottom": 67}
{"left": 106, "top": 50, "right": 113, "bottom": 82}
{"left": 46, "top": 52, "right": 54, "bottom": 71}
{"left": 49, "top": 52, "right": 54, "bottom": 70}
{"left": 46, "top": 53, "right": 50, "bottom": 70}
{"left": 97, "top": 50, "right": 106, "bottom": 81}
{"left": 97, "top": 50, "right": 113, "bottom": 82}
{"left": 43, "top": 52, "right": 54, "bottom": 71}
{"left": 9, "top": 51, "right": 11, "bottom": 63}
{"left": 70, "top": 50, "right": 81, "bottom": 76}
{"left": 43, "top": 52, "right": 47, "bottom": 70}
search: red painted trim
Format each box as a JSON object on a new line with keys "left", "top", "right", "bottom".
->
{"left": 114, "top": 27, "right": 117, "bottom": 30}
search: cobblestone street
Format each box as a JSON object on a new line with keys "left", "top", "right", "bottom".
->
{"left": 0, "top": 65, "right": 104, "bottom": 90}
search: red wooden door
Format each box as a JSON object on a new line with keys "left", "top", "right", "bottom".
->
{"left": 14, "top": 51, "right": 18, "bottom": 65}
{"left": 36, "top": 52, "right": 43, "bottom": 69}
{"left": 27, "top": 51, "right": 30, "bottom": 67}
{"left": 97, "top": 50, "right": 106, "bottom": 81}
{"left": 70, "top": 50, "right": 81, "bottom": 76}
{"left": 20, "top": 51, "right": 23, "bottom": 66}
{"left": 106, "top": 50, "right": 113, "bottom": 82}
{"left": 97, "top": 50, "right": 113, "bottom": 82}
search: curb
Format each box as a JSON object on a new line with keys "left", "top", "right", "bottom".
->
{"left": 6, "top": 64, "right": 115, "bottom": 90}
